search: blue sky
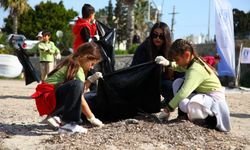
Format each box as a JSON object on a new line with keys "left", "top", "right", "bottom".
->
{"left": 0, "top": 0, "right": 249, "bottom": 39}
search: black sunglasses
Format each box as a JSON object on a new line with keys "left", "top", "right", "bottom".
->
{"left": 152, "top": 33, "right": 165, "bottom": 40}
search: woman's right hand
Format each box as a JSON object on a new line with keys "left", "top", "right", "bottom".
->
{"left": 155, "top": 56, "right": 170, "bottom": 66}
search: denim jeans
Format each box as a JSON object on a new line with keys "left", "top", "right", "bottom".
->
{"left": 53, "top": 80, "right": 83, "bottom": 123}
{"left": 161, "top": 79, "right": 174, "bottom": 103}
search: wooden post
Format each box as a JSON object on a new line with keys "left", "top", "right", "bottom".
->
{"left": 235, "top": 43, "right": 243, "bottom": 87}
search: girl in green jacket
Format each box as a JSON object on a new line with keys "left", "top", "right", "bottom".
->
{"left": 155, "top": 39, "right": 231, "bottom": 132}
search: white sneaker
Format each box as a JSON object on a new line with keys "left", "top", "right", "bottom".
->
{"left": 47, "top": 116, "right": 61, "bottom": 128}
{"left": 53, "top": 116, "right": 62, "bottom": 124}
{"left": 87, "top": 117, "right": 104, "bottom": 127}
{"left": 58, "top": 124, "right": 88, "bottom": 134}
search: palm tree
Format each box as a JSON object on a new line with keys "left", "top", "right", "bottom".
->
{"left": 0, "top": 0, "right": 30, "bottom": 34}
{"left": 122, "top": 0, "right": 136, "bottom": 50}
{"left": 134, "top": 0, "right": 148, "bottom": 41}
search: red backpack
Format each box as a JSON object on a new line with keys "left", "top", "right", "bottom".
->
{"left": 31, "top": 82, "right": 56, "bottom": 116}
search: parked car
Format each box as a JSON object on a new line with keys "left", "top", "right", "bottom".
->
{"left": 22, "top": 39, "right": 39, "bottom": 50}
{"left": 7, "top": 34, "right": 26, "bottom": 49}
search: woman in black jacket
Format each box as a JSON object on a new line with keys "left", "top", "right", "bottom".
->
{"left": 131, "top": 22, "right": 175, "bottom": 107}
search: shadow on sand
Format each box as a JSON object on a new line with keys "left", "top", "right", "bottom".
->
{"left": 230, "top": 113, "right": 250, "bottom": 119}
{"left": 0, "top": 95, "right": 31, "bottom": 100}
{"left": 0, "top": 123, "right": 56, "bottom": 136}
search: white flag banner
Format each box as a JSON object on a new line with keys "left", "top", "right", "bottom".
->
{"left": 240, "top": 47, "right": 250, "bottom": 64}
{"left": 214, "top": 0, "right": 235, "bottom": 77}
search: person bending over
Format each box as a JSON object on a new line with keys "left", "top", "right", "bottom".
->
{"left": 33, "top": 42, "right": 104, "bottom": 134}
{"left": 155, "top": 39, "right": 231, "bottom": 132}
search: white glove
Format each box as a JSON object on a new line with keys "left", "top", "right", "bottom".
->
{"left": 94, "top": 34, "right": 100, "bottom": 41}
{"left": 155, "top": 56, "right": 170, "bottom": 66}
{"left": 87, "top": 116, "right": 104, "bottom": 127}
{"left": 87, "top": 72, "right": 103, "bottom": 83}
{"left": 55, "top": 53, "right": 61, "bottom": 60}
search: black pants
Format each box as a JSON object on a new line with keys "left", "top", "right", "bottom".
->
{"left": 161, "top": 79, "right": 174, "bottom": 103}
{"left": 53, "top": 80, "right": 83, "bottom": 123}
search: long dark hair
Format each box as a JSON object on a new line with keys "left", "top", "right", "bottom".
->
{"left": 147, "top": 22, "right": 172, "bottom": 59}
{"left": 48, "top": 42, "right": 101, "bottom": 82}
{"left": 146, "top": 22, "right": 172, "bottom": 79}
{"left": 170, "top": 39, "right": 216, "bottom": 75}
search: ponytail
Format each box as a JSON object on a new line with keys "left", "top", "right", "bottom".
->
{"left": 170, "top": 39, "right": 217, "bottom": 75}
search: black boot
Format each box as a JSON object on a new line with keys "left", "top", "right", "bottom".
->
{"left": 177, "top": 108, "right": 188, "bottom": 120}
{"left": 205, "top": 116, "right": 217, "bottom": 129}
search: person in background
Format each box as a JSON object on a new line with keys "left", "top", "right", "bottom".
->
{"left": 202, "top": 53, "right": 221, "bottom": 68}
{"left": 155, "top": 39, "right": 231, "bottom": 132}
{"left": 130, "top": 22, "right": 174, "bottom": 107}
{"left": 32, "top": 42, "right": 104, "bottom": 134}
{"left": 132, "top": 32, "right": 141, "bottom": 44}
{"left": 38, "top": 30, "right": 61, "bottom": 81}
{"left": 36, "top": 31, "right": 43, "bottom": 41}
{"left": 28, "top": 31, "right": 43, "bottom": 57}
{"left": 72, "top": 3, "right": 99, "bottom": 53}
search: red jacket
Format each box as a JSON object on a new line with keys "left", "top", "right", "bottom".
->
{"left": 72, "top": 17, "right": 97, "bottom": 52}
{"left": 31, "top": 82, "right": 56, "bottom": 116}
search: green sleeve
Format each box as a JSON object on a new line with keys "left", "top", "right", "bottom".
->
{"left": 38, "top": 43, "right": 46, "bottom": 52}
{"left": 168, "top": 67, "right": 205, "bottom": 110}
{"left": 52, "top": 42, "right": 60, "bottom": 54}
{"left": 75, "top": 68, "right": 85, "bottom": 82}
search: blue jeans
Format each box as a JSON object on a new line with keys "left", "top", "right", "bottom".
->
{"left": 53, "top": 80, "right": 83, "bottom": 123}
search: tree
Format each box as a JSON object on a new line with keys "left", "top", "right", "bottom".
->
{"left": 122, "top": 0, "right": 136, "bottom": 50}
{"left": 0, "top": 0, "right": 30, "bottom": 34}
{"left": 94, "top": 1, "right": 114, "bottom": 28}
{"left": 4, "top": 1, "right": 78, "bottom": 39}
{"left": 95, "top": 8, "right": 108, "bottom": 20}
{"left": 3, "top": 1, "right": 78, "bottom": 51}
{"left": 114, "top": 0, "right": 127, "bottom": 50}
{"left": 107, "top": 0, "right": 114, "bottom": 28}
{"left": 233, "top": 9, "right": 250, "bottom": 39}
{"left": 134, "top": 0, "right": 148, "bottom": 40}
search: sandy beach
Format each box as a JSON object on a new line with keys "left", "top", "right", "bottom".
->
{"left": 0, "top": 79, "right": 250, "bottom": 149}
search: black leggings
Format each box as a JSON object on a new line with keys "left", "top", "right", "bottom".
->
{"left": 53, "top": 80, "right": 83, "bottom": 123}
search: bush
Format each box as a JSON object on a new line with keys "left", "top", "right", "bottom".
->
{"left": 0, "top": 33, "right": 15, "bottom": 54}
{"left": 127, "top": 44, "right": 139, "bottom": 54}
{"left": 240, "top": 71, "right": 250, "bottom": 87}
{"left": 0, "top": 49, "right": 9, "bottom": 54}
{"left": 115, "top": 49, "right": 128, "bottom": 55}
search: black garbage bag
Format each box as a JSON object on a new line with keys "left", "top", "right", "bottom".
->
{"left": 95, "top": 20, "right": 116, "bottom": 74}
{"left": 87, "top": 62, "right": 161, "bottom": 121}
{"left": 16, "top": 44, "right": 40, "bottom": 85}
